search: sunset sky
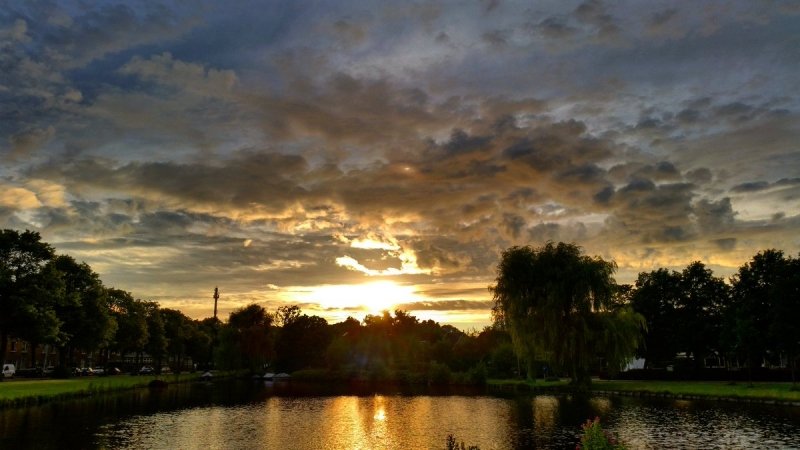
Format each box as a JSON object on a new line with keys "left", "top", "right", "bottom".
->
{"left": 2, "top": 1, "right": 799, "bottom": 329}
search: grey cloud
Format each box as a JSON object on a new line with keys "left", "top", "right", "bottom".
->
{"left": 731, "top": 178, "right": 800, "bottom": 193}
{"left": 711, "top": 238, "right": 737, "bottom": 251}
{"left": 502, "top": 213, "right": 526, "bottom": 239}
{"left": 395, "top": 300, "right": 494, "bottom": 312}
{"left": 694, "top": 197, "right": 736, "bottom": 233}
{"left": 534, "top": 16, "right": 578, "bottom": 40}
{"left": 685, "top": 168, "right": 712, "bottom": 185}
{"left": 30, "top": 151, "right": 312, "bottom": 212}
{"left": 482, "top": 30, "right": 508, "bottom": 48}
{"left": 676, "top": 108, "right": 701, "bottom": 124}
{"left": 731, "top": 181, "right": 770, "bottom": 193}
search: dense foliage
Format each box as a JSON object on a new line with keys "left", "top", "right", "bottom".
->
{"left": 1, "top": 229, "right": 798, "bottom": 384}
{"left": 491, "top": 243, "right": 645, "bottom": 387}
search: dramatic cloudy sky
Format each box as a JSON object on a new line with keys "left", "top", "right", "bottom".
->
{"left": 2, "top": 1, "right": 799, "bottom": 328}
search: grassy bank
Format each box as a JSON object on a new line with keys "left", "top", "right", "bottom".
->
{"left": 487, "top": 378, "right": 800, "bottom": 404}
{"left": 591, "top": 380, "right": 800, "bottom": 403}
{"left": 0, "top": 373, "right": 220, "bottom": 408}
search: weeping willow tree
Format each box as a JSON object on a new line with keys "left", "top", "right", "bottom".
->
{"left": 491, "top": 242, "right": 645, "bottom": 388}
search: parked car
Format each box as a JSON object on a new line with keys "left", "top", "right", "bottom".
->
{"left": 138, "top": 365, "right": 154, "bottom": 375}
{"left": 81, "top": 367, "right": 94, "bottom": 376}
{"left": 92, "top": 367, "right": 105, "bottom": 375}
{"left": 2, "top": 364, "right": 16, "bottom": 378}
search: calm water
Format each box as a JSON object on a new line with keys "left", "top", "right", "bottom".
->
{"left": 1, "top": 380, "right": 799, "bottom": 449}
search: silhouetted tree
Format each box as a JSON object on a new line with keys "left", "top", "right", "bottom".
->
{"left": 491, "top": 242, "right": 644, "bottom": 387}
{"left": 52, "top": 255, "right": 117, "bottom": 367}
{"left": 676, "top": 262, "right": 729, "bottom": 372}
{"left": 730, "top": 249, "right": 788, "bottom": 381}
{"left": 223, "top": 304, "right": 274, "bottom": 371}
{"left": 0, "top": 229, "right": 56, "bottom": 369}
{"left": 768, "top": 254, "right": 800, "bottom": 384}
{"left": 630, "top": 269, "right": 681, "bottom": 368}
{"left": 144, "top": 302, "right": 167, "bottom": 371}
{"left": 276, "top": 314, "right": 331, "bottom": 371}
{"left": 107, "top": 288, "right": 149, "bottom": 365}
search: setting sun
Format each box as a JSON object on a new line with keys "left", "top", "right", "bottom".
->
{"left": 297, "top": 281, "right": 420, "bottom": 315}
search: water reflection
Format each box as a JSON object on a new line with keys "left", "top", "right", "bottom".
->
{"left": 1, "top": 381, "right": 798, "bottom": 449}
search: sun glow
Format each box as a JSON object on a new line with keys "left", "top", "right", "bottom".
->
{"left": 298, "top": 281, "right": 420, "bottom": 314}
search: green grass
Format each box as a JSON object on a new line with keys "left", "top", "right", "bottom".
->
{"left": 591, "top": 380, "right": 800, "bottom": 402}
{"left": 487, "top": 378, "right": 800, "bottom": 403}
{"left": 0, "top": 373, "right": 202, "bottom": 408}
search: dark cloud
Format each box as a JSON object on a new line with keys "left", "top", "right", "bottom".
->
{"left": 712, "top": 238, "right": 737, "bottom": 251}
{"left": 396, "top": 300, "right": 494, "bottom": 312}
{"left": 535, "top": 16, "right": 577, "bottom": 40}
{"left": 0, "top": 0, "right": 798, "bottom": 328}
{"left": 731, "top": 178, "right": 800, "bottom": 193}
{"left": 731, "top": 181, "right": 771, "bottom": 193}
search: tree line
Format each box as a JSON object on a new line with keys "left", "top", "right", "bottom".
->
{"left": 491, "top": 242, "right": 800, "bottom": 387}
{"left": 2, "top": 229, "right": 797, "bottom": 385}
{"left": 0, "top": 229, "right": 515, "bottom": 382}
{"left": 0, "top": 229, "right": 218, "bottom": 375}
{"left": 628, "top": 249, "right": 799, "bottom": 382}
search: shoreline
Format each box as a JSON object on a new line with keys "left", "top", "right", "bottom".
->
{"left": 2, "top": 374, "right": 798, "bottom": 410}
{"left": 0, "top": 371, "right": 240, "bottom": 409}
{"left": 487, "top": 379, "right": 800, "bottom": 407}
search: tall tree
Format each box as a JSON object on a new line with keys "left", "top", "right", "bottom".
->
{"left": 144, "top": 302, "right": 167, "bottom": 371}
{"left": 491, "top": 242, "right": 644, "bottom": 387}
{"left": 107, "top": 288, "right": 149, "bottom": 363}
{"left": 630, "top": 269, "right": 682, "bottom": 368}
{"left": 15, "top": 263, "right": 65, "bottom": 367}
{"left": 0, "top": 229, "right": 56, "bottom": 367}
{"left": 161, "top": 308, "right": 193, "bottom": 371}
{"left": 276, "top": 314, "right": 331, "bottom": 372}
{"left": 768, "top": 254, "right": 800, "bottom": 384}
{"left": 225, "top": 304, "right": 274, "bottom": 371}
{"left": 676, "top": 262, "right": 729, "bottom": 372}
{"left": 52, "top": 255, "right": 117, "bottom": 367}
{"left": 730, "top": 249, "right": 787, "bottom": 380}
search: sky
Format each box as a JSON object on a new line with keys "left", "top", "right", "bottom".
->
{"left": 1, "top": 0, "right": 799, "bottom": 329}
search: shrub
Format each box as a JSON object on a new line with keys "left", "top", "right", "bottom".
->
{"left": 467, "top": 363, "right": 487, "bottom": 385}
{"left": 428, "top": 362, "right": 452, "bottom": 385}
{"left": 576, "top": 417, "right": 626, "bottom": 450}
{"left": 445, "top": 434, "right": 480, "bottom": 450}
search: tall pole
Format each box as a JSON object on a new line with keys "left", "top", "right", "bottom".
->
{"left": 213, "top": 287, "right": 219, "bottom": 320}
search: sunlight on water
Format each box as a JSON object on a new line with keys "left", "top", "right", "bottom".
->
{"left": 79, "top": 386, "right": 800, "bottom": 450}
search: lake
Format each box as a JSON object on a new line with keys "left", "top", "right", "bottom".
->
{"left": 1, "top": 380, "right": 799, "bottom": 449}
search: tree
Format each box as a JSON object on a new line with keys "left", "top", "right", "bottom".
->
{"left": 107, "top": 288, "right": 149, "bottom": 364}
{"left": 223, "top": 304, "right": 274, "bottom": 371}
{"left": 730, "top": 249, "right": 788, "bottom": 380}
{"left": 276, "top": 304, "right": 301, "bottom": 327}
{"left": 769, "top": 254, "right": 800, "bottom": 385}
{"left": 51, "top": 255, "right": 117, "bottom": 367}
{"left": 491, "top": 242, "right": 644, "bottom": 387}
{"left": 630, "top": 269, "right": 681, "bottom": 368}
{"left": 144, "top": 302, "right": 167, "bottom": 371}
{"left": 0, "top": 229, "right": 56, "bottom": 367}
{"left": 161, "top": 308, "right": 193, "bottom": 372}
{"left": 676, "top": 262, "right": 729, "bottom": 372}
{"left": 276, "top": 314, "right": 331, "bottom": 372}
{"left": 15, "top": 263, "right": 65, "bottom": 367}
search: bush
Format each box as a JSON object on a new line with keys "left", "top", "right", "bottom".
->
{"left": 467, "top": 363, "right": 487, "bottom": 385}
{"left": 428, "top": 362, "right": 452, "bottom": 385}
{"left": 576, "top": 417, "right": 626, "bottom": 450}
